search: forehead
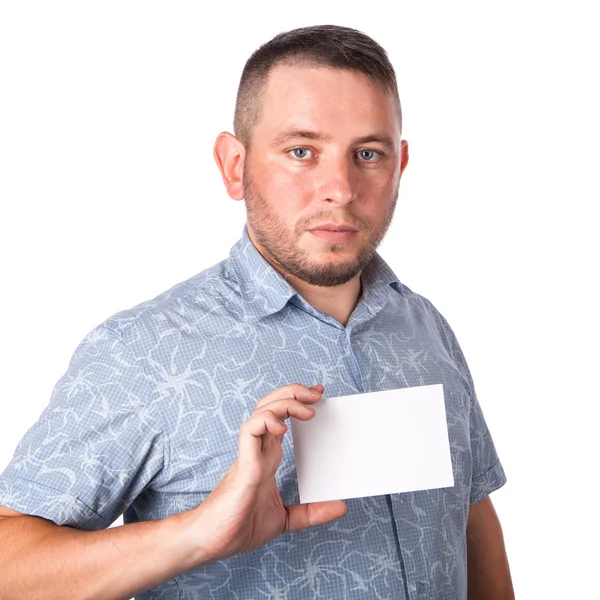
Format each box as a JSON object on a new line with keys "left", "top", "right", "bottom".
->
{"left": 255, "top": 64, "right": 400, "bottom": 141}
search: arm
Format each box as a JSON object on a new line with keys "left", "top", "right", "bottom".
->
{"left": 467, "top": 495, "right": 514, "bottom": 600}
{"left": 0, "top": 384, "right": 346, "bottom": 600}
{"left": 0, "top": 505, "right": 201, "bottom": 600}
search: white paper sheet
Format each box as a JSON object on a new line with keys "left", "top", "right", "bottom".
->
{"left": 290, "top": 383, "right": 454, "bottom": 503}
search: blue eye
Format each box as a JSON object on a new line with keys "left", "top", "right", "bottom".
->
{"left": 290, "top": 148, "right": 313, "bottom": 159}
{"left": 357, "top": 149, "right": 378, "bottom": 161}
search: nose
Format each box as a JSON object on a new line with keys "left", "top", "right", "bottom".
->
{"left": 318, "top": 154, "right": 357, "bottom": 206}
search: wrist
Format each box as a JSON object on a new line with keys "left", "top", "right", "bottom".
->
{"left": 161, "top": 506, "right": 218, "bottom": 573}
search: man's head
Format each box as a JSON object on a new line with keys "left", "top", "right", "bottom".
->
{"left": 214, "top": 25, "right": 409, "bottom": 287}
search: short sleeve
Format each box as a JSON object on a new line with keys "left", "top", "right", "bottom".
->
{"left": 420, "top": 297, "right": 508, "bottom": 504}
{"left": 466, "top": 389, "right": 507, "bottom": 504}
{"left": 448, "top": 326, "right": 507, "bottom": 504}
{"left": 0, "top": 325, "right": 166, "bottom": 530}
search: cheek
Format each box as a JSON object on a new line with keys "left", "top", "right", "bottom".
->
{"left": 260, "top": 160, "right": 316, "bottom": 208}
{"left": 368, "top": 170, "right": 397, "bottom": 195}
{"left": 356, "top": 172, "right": 398, "bottom": 213}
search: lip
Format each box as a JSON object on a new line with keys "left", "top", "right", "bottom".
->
{"left": 308, "top": 223, "right": 358, "bottom": 232}
{"left": 308, "top": 224, "right": 358, "bottom": 244}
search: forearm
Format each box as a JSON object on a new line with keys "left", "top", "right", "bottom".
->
{"left": 466, "top": 499, "right": 514, "bottom": 600}
{"left": 0, "top": 510, "right": 203, "bottom": 600}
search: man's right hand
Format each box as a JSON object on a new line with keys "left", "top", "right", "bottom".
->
{"left": 185, "top": 383, "right": 348, "bottom": 565}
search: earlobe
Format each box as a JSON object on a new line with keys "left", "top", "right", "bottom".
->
{"left": 213, "top": 132, "right": 246, "bottom": 200}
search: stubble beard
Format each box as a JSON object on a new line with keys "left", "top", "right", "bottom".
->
{"left": 243, "top": 167, "right": 398, "bottom": 287}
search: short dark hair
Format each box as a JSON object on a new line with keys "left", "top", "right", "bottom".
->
{"left": 234, "top": 25, "right": 402, "bottom": 146}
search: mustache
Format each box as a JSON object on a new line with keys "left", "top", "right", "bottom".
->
{"left": 296, "top": 211, "right": 372, "bottom": 234}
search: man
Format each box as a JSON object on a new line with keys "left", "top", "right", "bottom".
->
{"left": 0, "top": 25, "right": 513, "bottom": 599}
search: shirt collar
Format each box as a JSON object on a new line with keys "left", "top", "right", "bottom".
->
{"left": 226, "top": 225, "right": 401, "bottom": 322}
{"left": 353, "top": 248, "right": 402, "bottom": 322}
{"left": 226, "top": 226, "right": 299, "bottom": 321}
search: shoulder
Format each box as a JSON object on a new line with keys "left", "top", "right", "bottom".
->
{"left": 390, "top": 280, "right": 445, "bottom": 324}
{"left": 389, "top": 280, "right": 459, "bottom": 355}
{"left": 92, "top": 257, "right": 240, "bottom": 347}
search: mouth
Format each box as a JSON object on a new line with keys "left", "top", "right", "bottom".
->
{"left": 307, "top": 223, "right": 358, "bottom": 244}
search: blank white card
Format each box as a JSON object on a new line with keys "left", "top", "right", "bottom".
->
{"left": 290, "top": 384, "right": 454, "bottom": 504}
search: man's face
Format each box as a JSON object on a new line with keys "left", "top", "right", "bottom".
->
{"left": 243, "top": 64, "right": 407, "bottom": 287}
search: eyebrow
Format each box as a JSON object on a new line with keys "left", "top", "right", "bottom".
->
{"left": 271, "top": 129, "right": 397, "bottom": 150}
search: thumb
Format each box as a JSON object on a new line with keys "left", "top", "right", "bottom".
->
{"left": 285, "top": 500, "right": 347, "bottom": 532}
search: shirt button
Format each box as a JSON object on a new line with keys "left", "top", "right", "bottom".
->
{"left": 416, "top": 581, "right": 429, "bottom": 597}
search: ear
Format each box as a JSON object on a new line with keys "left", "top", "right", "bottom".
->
{"left": 213, "top": 132, "right": 246, "bottom": 200}
{"left": 399, "top": 139, "right": 409, "bottom": 177}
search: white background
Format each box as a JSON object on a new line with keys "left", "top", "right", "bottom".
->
{"left": 1, "top": 1, "right": 598, "bottom": 598}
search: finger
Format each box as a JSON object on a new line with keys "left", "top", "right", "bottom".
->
{"left": 237, "top": 409, "right": 290, "bottom": 462}
{"left": 240, "top": 409, "right": 288, "bottom": 440}
{"left": 253, "top": 398, "right": 317, "bottom": 421}
{"left": 285, "top": 500, "right": 348, "bottom": 532}
{"left": 255, "top": 383, "right": 324, "bottom": 409}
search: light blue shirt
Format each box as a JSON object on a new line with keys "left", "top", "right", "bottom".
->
{"left": 0, "top": 227, "right": 506, "bottom": 599}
